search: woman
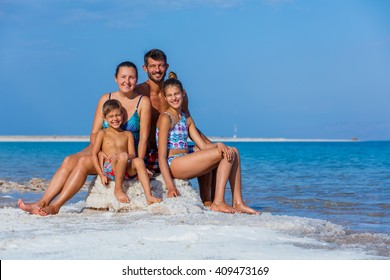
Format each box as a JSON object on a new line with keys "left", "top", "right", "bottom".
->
{"left": 18, "top": 61, "right": 151, "bottom": 215}
{"left": 156, "top": 75, "right": 259, "bottom": 214}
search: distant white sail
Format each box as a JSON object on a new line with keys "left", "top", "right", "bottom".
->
{"left": 233, "top": 124, "right": 238, "bottom": 138}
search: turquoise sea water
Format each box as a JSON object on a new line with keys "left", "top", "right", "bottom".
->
{"left": 1, "top": 141, "right": 389, "bottom": 235}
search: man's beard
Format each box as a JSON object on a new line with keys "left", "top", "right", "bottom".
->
{"left": 148, "top": 71, "right": 166, "bottom": 84}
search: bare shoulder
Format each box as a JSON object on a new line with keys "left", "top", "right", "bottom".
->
{"left": 99, "top": 92, "right": 111, "bottom": 101}
{"left": 157, "top": 111, "right": 171, "bottom": 125}
{"left": 135, "top": 82, "right": 150, "bottom": 97}
{"left": 96, "top": 128, "right": 107, "bottom": 138}
{"left": 139, "top": 94, "right": 151, "bottom": 106}
{"left": 123, "top": 130, "right": 134, "bottom": 139}
{"left": 96, "top": 92, "right": 111, "bottom": 106}
{"left": 186, "top": 115, "right": 195, "bottom": 126}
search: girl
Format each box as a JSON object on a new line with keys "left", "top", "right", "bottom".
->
{"left": 156, "top": 75, "right": 259, "bottom": 214}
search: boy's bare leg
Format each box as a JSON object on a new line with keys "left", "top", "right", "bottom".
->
{"left": 112, "top": 154, "right": 130, "bottom": 203}
{"left": 130, "top": 158, "right": 161, "bottom": 204}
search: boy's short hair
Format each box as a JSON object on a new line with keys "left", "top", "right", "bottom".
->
{"left": 102, "top": 99, "right": 122, "bottom": 117}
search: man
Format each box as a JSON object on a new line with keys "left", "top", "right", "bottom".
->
{"left": 136, "top": 49, "right": 214, "bottom": 204}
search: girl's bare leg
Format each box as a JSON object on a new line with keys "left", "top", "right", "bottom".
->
{"left": 229, "top": 147, "right": 260, "bottom": 215}
{"left": 210, "top": 154, "right": 236, "bottom": 214}
{"left": 130, "top": 158, "right": 161, "bottom": 204}
{"left": 40, "top": 154, "right": 96, "bottom": 215}
{"left": 170, "top": 149, "right": 221, "bottom": 179}
{"left": 169, "top": 149, "right": 234, "bottom": 213}
{"left": 191, "top": 144, "right": 214, "bottom": 206}
{"left": 111, "top": 153, "right": 129, "bottom": 203}
{"left": 19, "top": 147, "right": 91, "bottom": 215}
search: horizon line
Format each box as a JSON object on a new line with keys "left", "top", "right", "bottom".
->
{"left": 0, "top": 135, "right": 373, "bottom": 142}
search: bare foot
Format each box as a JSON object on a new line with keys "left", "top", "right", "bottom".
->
{"left": 233, "top": 202, "right": 261, "bottom": 215}
{"left": 146, "top": 195, "right": 162, "bottom": 205}
{"left": 18, "top": 199, "right": 43, "bottom": 215}
{"left": 114, "top": 188, "right": 130, "bottom": 203}
{"left": 210, "top": 202, "right": 236, "bottom": 214}
{"left": 40, "top": 205, "right": 59, "bottom": 216}
{"left": 203, "top": 201, "right": 213, "bottom": 207}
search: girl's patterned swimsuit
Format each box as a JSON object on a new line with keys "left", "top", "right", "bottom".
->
{"left": 156, "top": 112, "right": 189, "bottom": 166}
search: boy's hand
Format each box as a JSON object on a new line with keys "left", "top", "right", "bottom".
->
{"left": 98, "top": 151, "right": 108, "bottom": 169}
{"left": 100, "top": 175, "right": 108, "bottom": 185}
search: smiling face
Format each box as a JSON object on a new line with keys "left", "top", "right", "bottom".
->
{"left": 104, "top": 108, "right": 123, "bottom": 129}
{"left": 115, "top": 66, "right": 137, "bottom": 94}
{"left": 163, "top": 85, "right": 184, "bottom": 110}
{"left": 144, "top": 58, "right": 169, "bottom": 84}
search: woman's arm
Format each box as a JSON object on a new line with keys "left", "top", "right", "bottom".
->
{"left": 137, "top": 96, "right": 152, "bottom": 159}
{"left": 157, "top": 113, "right": 180, "bottom": 197}
{"left": 126, "top": 132, "right": 137, "bottom": 161}
{"left": 90, "top": 93, "right": 109, "bottom": 147}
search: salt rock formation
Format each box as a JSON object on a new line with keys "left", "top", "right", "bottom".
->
{"left": 85, "top": 174, "right": 205, "bottom": 214}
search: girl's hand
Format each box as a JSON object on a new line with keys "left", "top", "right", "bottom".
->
{"left": 167, "top": 187, "right": 180, "bottom": 198}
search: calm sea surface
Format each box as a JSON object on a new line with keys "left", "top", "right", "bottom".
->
{"left": 1, "top": 141, "right": 389, "bottom": 234}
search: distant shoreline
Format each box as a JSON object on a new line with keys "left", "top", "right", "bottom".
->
{"left": 0, "top": 136, "right": 90, "bottom": 142}
{"left": 0, "top": 135, "right": 359, "bottom": 142}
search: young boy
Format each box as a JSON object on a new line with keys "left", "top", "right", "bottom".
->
{"left": 92, "top": 99, "right": 161, "bottom": 205}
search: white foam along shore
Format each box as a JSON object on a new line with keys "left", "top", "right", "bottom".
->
{"left": 1, "top": 201, "right": 389, "bottom": 260}
{"left": 0, "top": 135, "right": 358, "bottom": 142}
{"left": 1, "top": 175, "right": 389, "bottom": 261}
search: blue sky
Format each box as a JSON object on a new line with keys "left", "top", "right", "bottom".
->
{"left": 1, "top": 0, "right": 389, "bottom": 140}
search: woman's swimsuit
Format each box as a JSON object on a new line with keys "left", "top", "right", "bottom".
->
{"left": 102, "top": 93, "right": 142, "bottom": 148}
{"left": 156, "top": 112, "right": 189, "bottom": 167}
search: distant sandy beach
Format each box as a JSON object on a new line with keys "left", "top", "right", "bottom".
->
{"left": 0, "top": 135, "right": 357, "bottom": 142}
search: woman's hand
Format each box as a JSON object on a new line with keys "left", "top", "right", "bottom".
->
{"left": 217, "top": 143, "right": 234, "bottom": 162}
